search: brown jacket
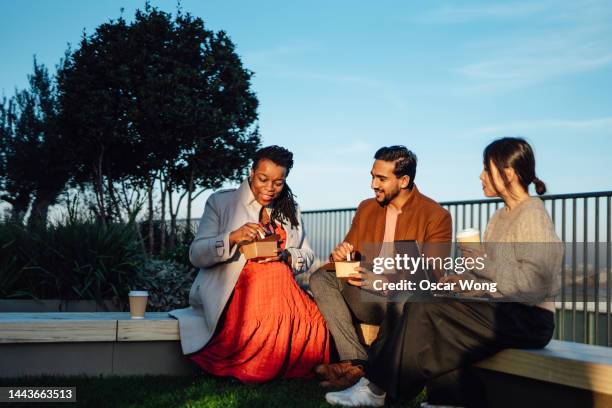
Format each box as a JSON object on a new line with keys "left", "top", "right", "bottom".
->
{"left": 342, "top": 185, "right": 452, "bottom": 260}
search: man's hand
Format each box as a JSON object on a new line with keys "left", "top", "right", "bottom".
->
{"left": 331, "top": 242, "right": 354, "bottom": 262}
{"left": 229, "top": 223, "right": 266, "bottom": 246}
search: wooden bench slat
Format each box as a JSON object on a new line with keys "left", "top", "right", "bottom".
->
{"left": 0, "top": 321, "right": 117, "bottom": 343}
{"left": 0, "top": 312, "right": 128, "bottom": 321}
{"left": 0, "top": 312, "right": 177, "bottom": 343}
{"left": 475, "top": 340, "right": 612, "bottom": 395}
{"left": 543, "top": 340, "right": 612, "bottom": 364}
{"left": 356, "top": 323, "right": 612, "bottom": 396}
{"left": 0, "top": 312, "right": 173, "bottom": 322}
{"left": 117, "top": 318, "right": 179, "bottom": 341}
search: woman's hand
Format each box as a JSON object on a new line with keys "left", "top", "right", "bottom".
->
{"left": 459, "top": 243, "right": 485, "bottom": 261}
{"left": 438, "top": 274, "right": 466, "bottom": 292}
{"left": 439, "top": 274, "right": 491, "bottom": 297}
{"left": 346, "top": 266, "right": 392, "bottom": 298}
{"left": 229, "top": 223, "right": 267, "bottom": 247}
{"left": 347, "top": 265, "right": 372, "bottom": 287}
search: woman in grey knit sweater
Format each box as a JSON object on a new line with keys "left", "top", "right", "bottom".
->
{"left": 324, "top": 137, "right": 564, "bottom": 408}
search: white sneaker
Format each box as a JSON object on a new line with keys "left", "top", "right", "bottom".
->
{"left": 325, "top": 377, "right": 386, "bottom": 407}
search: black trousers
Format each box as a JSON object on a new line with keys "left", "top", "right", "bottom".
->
{"left": 367, "top": 300, "right": 554, "bottom": 407}
{"left": 309, "top": 268, "right": 405, "bottom": 362}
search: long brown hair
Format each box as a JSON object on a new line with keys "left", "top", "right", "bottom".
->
{"left": 483, "top": 137, "right": 546, "bottom": 196}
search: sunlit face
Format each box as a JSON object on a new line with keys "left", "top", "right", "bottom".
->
{"left": 480, "top": 160, "right": 506, "bottom": 198}
{"left": 250, "top": 158, "right": 287, "bottom": 206}
{"left": 371, "top": 159, "right": 409, "bottom": 205}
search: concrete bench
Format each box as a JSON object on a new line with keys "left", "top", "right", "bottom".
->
{"left": 0, "top": 312, "right": 190, "bottom": 377}
{"left": 3, "top": 313, "right": 612, "bottom": 406}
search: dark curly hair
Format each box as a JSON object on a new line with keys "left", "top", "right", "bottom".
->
{"left": 251, "top": 145, "right": 299, "bottom": 227}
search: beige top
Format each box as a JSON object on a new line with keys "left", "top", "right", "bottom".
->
{"left": 472, "top": 197, "right": 564, "bottom": 312}
{"left": 383, "top": 206, "right": 401, "bottom": 243}
{"left": 377, "top": 206, "right": 401, "bottom": 261}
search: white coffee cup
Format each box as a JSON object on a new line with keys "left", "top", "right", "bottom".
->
{"left": 128, "top": 290, "right": 148, "bottom": 319}
{"left": 456, "top": 228, "right": 481, "bottom": 243}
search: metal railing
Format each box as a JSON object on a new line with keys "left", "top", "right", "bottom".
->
{"left": 302, "top": 191, "right": 612, "bottom": 346}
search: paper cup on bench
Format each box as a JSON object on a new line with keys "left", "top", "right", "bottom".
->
{"left": 240, "top": 234, "right": 280, "bottom": 260}
{"left": 335, "top": 261, "right": 360, "bottom": 279}
{"left": 129, "top": 290, "right": 148, "bottom": 319}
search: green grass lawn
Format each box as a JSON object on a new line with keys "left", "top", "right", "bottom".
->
{"left": 0, "top": 375, "right": 425, "bottom": 407}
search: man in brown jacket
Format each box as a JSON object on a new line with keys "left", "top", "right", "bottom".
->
{"left": 310, "top": 145, "right": 452, "bottom": 388}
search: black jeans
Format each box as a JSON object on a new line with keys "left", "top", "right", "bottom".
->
{"left": 366, "top": 301, "right": 554, "bottom": 406}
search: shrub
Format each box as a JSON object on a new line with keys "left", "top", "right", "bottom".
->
{"left": 0, "top": 222, "right": 32, "bottom": 298}
{"left": 158, "top": 228, "right": 195, "bottom": 267}
{"left": 0, "top": 219, "right": 146, "bottom": 306}
{"left": 134, "top": 259, "right": 196, "bottom": 311}
{"left": 140, "top": 220, "right": 196, "bottom": 268}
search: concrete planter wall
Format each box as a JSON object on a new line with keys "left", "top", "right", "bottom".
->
{"left": 0, "top": 299, "right": 123, "bottom": 312}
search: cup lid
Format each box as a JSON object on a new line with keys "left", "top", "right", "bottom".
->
{"left": 457, "top": 228, "right": 480, "bottom": 238}
{"left": 129, "top": 290, "right": 149, "bottom": 296}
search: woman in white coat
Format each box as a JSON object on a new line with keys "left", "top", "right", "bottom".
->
{"left": 170, "top": 145, "right": 329, "bottom": 383}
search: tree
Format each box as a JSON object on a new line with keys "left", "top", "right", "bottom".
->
{"left": 0, "top": 91, "right": 34, "bottom": 222}
{"left": 57, "top": 5, "right": 260, "bottom": 252}
{"left": 57, "top": 19, "right": 137, "bottom": 225}
{"left": 0, "top": 60, "right": 68, "bottom": 225}
{"left": 26, "top": 61, "right": 68, "bottom": 228}
{"left": 136, "top": 11, "right": 260, "bottom": 249}
{"left": 0, "top": 98, "right": 28, "bottom": 221}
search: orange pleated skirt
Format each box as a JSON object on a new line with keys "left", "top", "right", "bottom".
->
{"left": 190, "top": 224, "right": 330, "bottom": 383}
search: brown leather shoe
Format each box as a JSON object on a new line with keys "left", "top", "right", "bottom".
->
{"left": 315, "top": 361, "right": 365, "bottom": 389}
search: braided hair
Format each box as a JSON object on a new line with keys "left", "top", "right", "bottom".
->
{"left": 251, "top": 145, "right": 300, "bottom": 228}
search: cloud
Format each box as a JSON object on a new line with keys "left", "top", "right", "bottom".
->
{"left": 445, "top": 1, "right": 612, "bottom": 93}
{"left": 455, "top": 48, "right": 612, "bottom": 92}
{"left": 344, "top": 140, "right": 372, "bottom": 153}
{"left": 242, "top": 40, "right": 411, "bottom": 113}
{"left": 299, "top": 139, "right": 374, "bottom": 160}
{"left": 412, "top": 0, "right": 612, "bottom": 25}
{"left": 269, "top": 70, "right": 411, "bottom": 112}
{"left": 242, "top": 42, "right": 317, "bottom": 65}
{"left": 412, "top": 1, "right": 550, "bottom": 24}
{"left": 464, "top": 117, "right": 612, "bottom": 139}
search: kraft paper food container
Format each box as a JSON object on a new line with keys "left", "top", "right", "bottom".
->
{"left": 335, "top": 261, "right": 360, "bottom": 279}
{"left": 241, "top": 234, "right": 280, "bottom": 260}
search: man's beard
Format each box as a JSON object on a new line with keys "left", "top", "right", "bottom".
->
{"left": 376, "top": 188, "right": 400, "bottom": 206}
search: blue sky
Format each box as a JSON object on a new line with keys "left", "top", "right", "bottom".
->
{"left": 1, "top": 0, "right": 611, "bottom": 217}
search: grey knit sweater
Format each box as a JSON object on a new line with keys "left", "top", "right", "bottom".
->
{"left": 472, "top": 197, "right": 564, "bottom": 311}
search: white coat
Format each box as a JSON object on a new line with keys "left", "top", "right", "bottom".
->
{"left": 169, "top": 179, "right": 314, "bottom": 354}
